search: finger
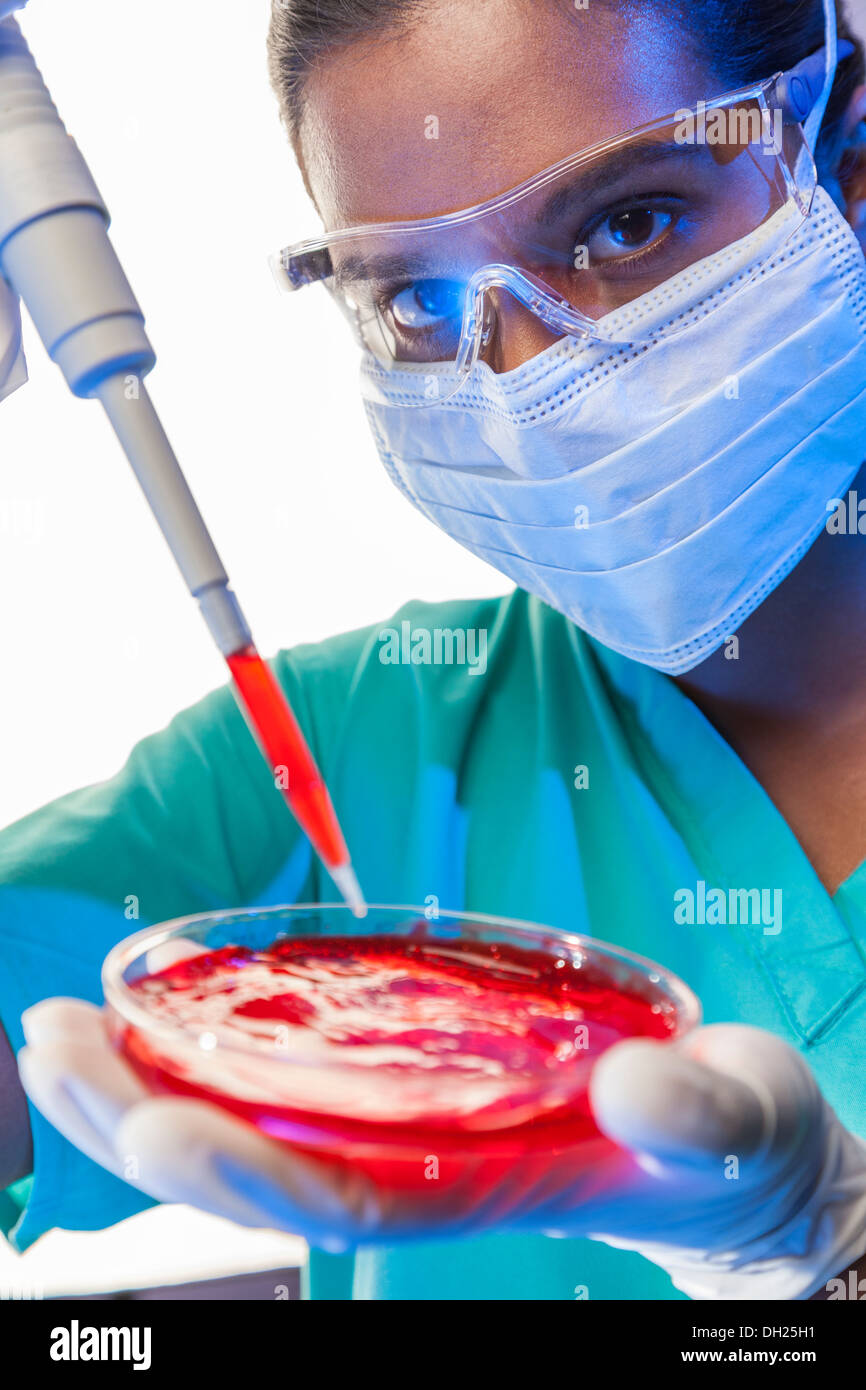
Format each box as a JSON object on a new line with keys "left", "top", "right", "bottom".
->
{"left": 676, "top": 1023, "right": 823, "bottom": 1152}
{"left": 21, "top": 997, "right": 107, "bottom": 1047}
{"left": 18, "top": 1047, "right": 122, "bottom": 1178}
{"left": 20, "top": 999, "right": 150, "bottom": 1126}
{"left": 18, "top": 1031, "right": 152, "bottom": 1177}
{"left": 116, "top": 1097, "right": 383, "bottom": 1243}
{"left": 589, "top": 1035, "right": 770, "bottom": 1167}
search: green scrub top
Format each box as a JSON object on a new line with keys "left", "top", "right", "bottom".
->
{"left": 1, "top": 589, "right": 865, "bottom": 1300}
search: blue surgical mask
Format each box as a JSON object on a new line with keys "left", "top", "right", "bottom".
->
{"left": 363, "top": 188, "right": 866, "bottom": 673}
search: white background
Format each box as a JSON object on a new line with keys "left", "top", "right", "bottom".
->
{"left": 0, "top": 0, "right": 508, "bottom": 835}
{"left": 1, "top": 0, "right": 865, "bottom": 1295}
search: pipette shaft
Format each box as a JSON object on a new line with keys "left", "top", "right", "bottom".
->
{"left": 0, "top": 16, "right": 365, "bottom": 915}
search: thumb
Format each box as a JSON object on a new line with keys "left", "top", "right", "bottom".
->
{"left": 589, "top": 1026, "right": 776, "bottom": 1169}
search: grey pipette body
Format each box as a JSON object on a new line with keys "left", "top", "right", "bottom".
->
{"left": 0, "top": 15, "right": 366, "bottom": 915}
{"left": 0, "top": 15, "right": 250, "bottom": 657}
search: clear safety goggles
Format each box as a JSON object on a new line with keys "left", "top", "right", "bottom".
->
{"left": 271, "top": 65, "right": 823, "bottom": 404}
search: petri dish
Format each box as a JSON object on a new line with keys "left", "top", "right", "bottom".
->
{"left": 102, "top": 904, "right": 700, "bottom": 1234}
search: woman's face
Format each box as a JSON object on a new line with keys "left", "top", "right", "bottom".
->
{"left": 295, "top": 0, "right": 734, "bottom": 369}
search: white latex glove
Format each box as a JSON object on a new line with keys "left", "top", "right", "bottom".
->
{"left": 18, "top": 993, "right": 866, "bottom": 1299}
{"left": 565, "top": 1025, "right": 866, "bottom": 1300}
{"left": 0, "top": 273, "right": 27, "bottom": 402}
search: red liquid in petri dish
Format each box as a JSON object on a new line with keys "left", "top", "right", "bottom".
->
{"left": 115, "top": 932, "right": 680, "bottom": 1226}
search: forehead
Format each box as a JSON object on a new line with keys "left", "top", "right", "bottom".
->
{"left": 298, "top": 0, "right": 725, "bottom": 231}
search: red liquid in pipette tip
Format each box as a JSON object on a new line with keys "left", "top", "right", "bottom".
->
{"left": 226, "top": 645, "right": 365, "bottom": 915}
{"left": 118, "top": 933, "right": 679, "bottom": 1215}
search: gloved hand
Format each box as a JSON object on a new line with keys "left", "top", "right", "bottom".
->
{"left": 0, "top": 272, "right": 27, "bottom": 403}
{"left": 18, "top": 989, "right": 866, "bottom": 1299}
{"left": 553, "top": 1025, "right": 866, "bottom": 1300}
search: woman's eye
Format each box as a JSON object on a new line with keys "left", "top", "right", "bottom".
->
{"left": 389, "top": 279, "right": 464, "bottom": 330}
{"left": 585, "top": 207, "right": 675, "bottom": 263}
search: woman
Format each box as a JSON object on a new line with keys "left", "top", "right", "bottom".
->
{"left": 3, "top": 0, "right": 866, "bottom": 1301}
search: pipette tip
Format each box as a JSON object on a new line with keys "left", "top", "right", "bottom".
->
{"left": 331, "top": 862, "right": 368, "bottom": 918}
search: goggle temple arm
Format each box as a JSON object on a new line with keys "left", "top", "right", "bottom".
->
{"left": 270, "top": 243, "right": 334, "bottom": 292}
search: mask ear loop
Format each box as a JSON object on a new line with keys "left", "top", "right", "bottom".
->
{"left": 803, "top": 0, "right": 838, "bottom": 153}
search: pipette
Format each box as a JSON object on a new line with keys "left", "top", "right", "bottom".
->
{"left": 0, "top": 15, "right": 366, "bottom": 916}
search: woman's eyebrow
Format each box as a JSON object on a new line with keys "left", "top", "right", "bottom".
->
{"left": 533, "top": 140, "right": 710, "bottom": 225}
{"left": 333, "top": 249, "right": 435, "bottom": 289}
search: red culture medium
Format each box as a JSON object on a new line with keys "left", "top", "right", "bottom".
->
{"left": 116, "top": 932, "right": 679, "bottom": 1221}
{"left": 226, "top": 645, "right": 348, "bottom": 869}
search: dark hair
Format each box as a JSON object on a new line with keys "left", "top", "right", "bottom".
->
{"left": 267, "top": 0, "right": 865, "bottom": 181}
